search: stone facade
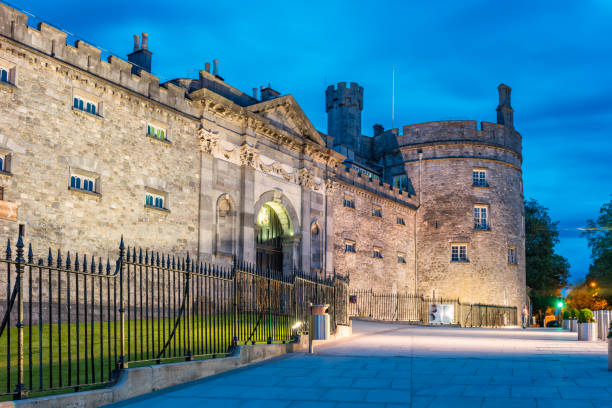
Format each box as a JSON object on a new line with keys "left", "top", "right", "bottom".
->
{"left": 0, "top": 3, "right": 525, "bottom": 309}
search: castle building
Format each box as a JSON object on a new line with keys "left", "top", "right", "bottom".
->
{"left": 0, "top": 3, "right": 525, "bottom": 311}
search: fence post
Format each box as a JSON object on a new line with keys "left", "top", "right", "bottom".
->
{"left": 185, "top": 253, "right": 192, "bottom": 361}
{"left": 117, "top": 236, "right": 126, "bottom": 370}
{"left": 267, "top": 266, "right": 272, "bottom": 344}
{"left": 13, "top": 231, "right": 25, "bottom": 400}
{"left": 232, "top": 257, "right": 238, "bottom": 348}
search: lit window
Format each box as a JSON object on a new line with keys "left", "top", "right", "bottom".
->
{"left": 73, "top": 96, "right": 98, "bottom": 115}
{"left": 147, "top": 123, "right": 166, "bottom": 140}
{"left": 372, "top": 205, "right": 382, "bottom": 218}
{"left": 451, "top": 245, "right": 468, "bottom": 262}
{"left": 0, "top": 68, "right": 8, "bottom": 83}
{"left": 393, "top": 175, "right": 409, "bottom": 191}
{"left": 397, "top": 216, "right": 406, "bottom": 226}
{"left": 472, "top": 169, "right": 487, "bottom": 187}
{"left": 70, "top": 174, "right": 96, "bottom": 193}
{"left": 397, "top": 253, "right": 406, "bottom": 264}
{"left": 356, "top": 168, "right": 380, "bottom": 182}
{"left": 373, "top": 247, "right": 383, "bottom": 259}
{"left": 343, "top": 196, "right": 355, "bottom": 209}
{"left": 474, "top": 205, "right": 489, "bottom": 230}
{"left": 508, "top": 247, "right": 517, "bottom": 265}
{"left": 344, "top": 240, "right": 356, "bottom": 253}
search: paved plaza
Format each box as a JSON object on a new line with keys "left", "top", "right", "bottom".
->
{"left": 108, "top": 321, "right": 612, "bottom": 408}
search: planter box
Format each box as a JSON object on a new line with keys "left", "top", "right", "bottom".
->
{"left": 570, "top": 319, "right": 578, "bottom": 332}
{"left": 578, "top": 322, "right": 597, "bottom": 341}
{"left": 562, "top": 320, "right": 570, "bottom": 330}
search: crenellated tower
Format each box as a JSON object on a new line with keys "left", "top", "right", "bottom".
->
{"left": 326, "top": 82, "right": 363, "bottom": 156}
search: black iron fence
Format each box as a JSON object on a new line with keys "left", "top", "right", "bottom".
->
{"left": 0, "top": 234, "right": 349, "bottom": 400}
{"left": 349, "top": 289, "right": 517, "bottom": 327}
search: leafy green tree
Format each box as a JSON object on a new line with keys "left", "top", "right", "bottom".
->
{"left": 583, "top": 198, "right": 612, "bottom": 303}
{"left": 524, "top": 199, "right": 570, "bottom": 314}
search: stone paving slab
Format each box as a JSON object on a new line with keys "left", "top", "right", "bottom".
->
{"left": 107, "top": 321, "right": 611, "bottom": 408}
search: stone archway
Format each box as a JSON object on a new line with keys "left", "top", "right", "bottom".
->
{"left": 253, "top": 191, "right": 301, "bottom": 275}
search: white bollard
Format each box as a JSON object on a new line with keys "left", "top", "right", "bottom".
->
{"left": 609, "top": 339, "right": 612, "bottom": 371}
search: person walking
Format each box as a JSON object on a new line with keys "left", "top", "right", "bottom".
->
{"left": 521, "top": 304, "right": 529, "bottom": 329}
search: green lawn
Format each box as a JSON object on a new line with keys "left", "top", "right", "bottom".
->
{"left": 0, "top": 312, "right": 294, "bottom": 400}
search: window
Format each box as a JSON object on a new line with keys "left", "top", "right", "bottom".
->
{"left": 0, "top": 186, "right": 4, "bottom": 200}
{"left": 0, "top": 153, "right": 9, "bottom": 173}
{"left": 344, "top": 240, "right": 356, "bottom": 253}
{"left": 474, "top": 205, "right": 489, "bottom": 230}
{"left": 397, "top": 253, "right": 406, "bottom": 264}
{"left": 451, "top": 245, "right": 468, "bottom": 262}
{"left": 147, "top": 123, "right": 166, "bottom": 141}
{"left": 0, "top": 68, "right": 7, "bottom": 83}
{"left": 372, "top": 205, "right": 382, "bottom": 218}
{"left": 69, "top": 174, "right": 96, "bottom": 193}
{"left": 373, "top": 247, "right": 383, "bottom": 259}
{"left": 356, "top": 167, "right": 380, "bottom": 182}
{"left": 393, "top": 175, "right": 410, "bottom": 191}
{"left": 343, "top": 196, "right": 355, "bottom": 209}
{"left": 0, "top": 61, "right": 15, "bottom": 85}
{"left": 397, "top": 216, "right": 406, "bottom": 226}
{"left": 508, "top": 247, "right": 517, "bottom": 265}
{"left": 73, "top": 96, "right": 98, "bottom": 115}
{"left": 473, "top": 169, "right": 488, "bottom": 187}
{"left": 145, "top": 192, "right": 165, "bottom": 209}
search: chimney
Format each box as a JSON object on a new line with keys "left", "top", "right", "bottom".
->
{"left": 252, "top": 88, "right": 258, "bottom": 100}
{"left": 127, "top": 32, "right": 152, "bottom": 74}
{"left": 260, "top": 86, "right": 281, "bottom": 101}
{"left": 212, "top": 59, "right": 219, "bottom": 76}
{"left": 205, "top": 62, "right": 210, "bottom": 73}
{"left": 373, "top": 124, "right": 384, "bottom": 136}
{"left": 496, "top": 83, "right": 514, "bottom": 127}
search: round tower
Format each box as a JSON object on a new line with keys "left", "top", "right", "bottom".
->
{"left": 399, "top": 84, "right": 526, "bottom": 314}
{"left": 326, "top": 82, "right": 363, "bottom": 155}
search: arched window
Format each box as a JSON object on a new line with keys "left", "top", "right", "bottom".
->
{"left": 217, "top": 196, "right": 235, "bottom": 255}
{"left": 311, "top": 223, "right": 322, "bottom": 270}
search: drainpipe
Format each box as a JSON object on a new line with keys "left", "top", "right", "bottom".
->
{"left": 414, "top": 151, "right": 423, "bottom": 296}
{"left": 324, "top": 160, "right": 328, "bottom": 279}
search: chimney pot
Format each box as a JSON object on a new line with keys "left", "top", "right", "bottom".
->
{"left": 141, "top": 32, "right": 149, "bottom": 50}
{"left": 133, "top": 34, "right": 140, "bottom": 51}
{"left": 205, "top": 62, "right": 210, "bottom": 73}
{"left": 252, "top": 88, "right": 258, "bottom": 99}
{"left": 212, "top": 59, "right": 219, "bottom": 76}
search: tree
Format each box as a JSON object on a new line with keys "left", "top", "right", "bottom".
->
{"left": 524, "top": 199, "right": 570, "bottom": 314}
{"left": 583, "top": 198, "right": 612, "bottom": 304}
{"left": 566, "top": 282, "right": 608, "bottom": 310}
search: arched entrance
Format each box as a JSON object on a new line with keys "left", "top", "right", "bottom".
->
{"left": 256, "top": 204, "right": 283, "bottom": 272}
{"left": 253, "top": 191, "right": 301, "bottom": 275}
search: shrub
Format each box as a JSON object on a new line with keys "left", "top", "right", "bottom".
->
{"left": 578, "top": 308, "right": 594, "bottom": 323}
{"left": 570, "top": 308, "right": 579, "bottom": 319}
{"left": 608, "top": 322, "right": 612, "bottom": 339}
{"left": 562, "top": 310, "right": 570, "bottom": 320}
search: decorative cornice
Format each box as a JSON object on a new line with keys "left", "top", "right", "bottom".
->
{"left": 198, "top": 126, "right": 219, "bottom": 154}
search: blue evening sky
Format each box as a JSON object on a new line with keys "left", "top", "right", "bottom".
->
{"left": 8, "top": 0, "right": 611, "bottom": 283}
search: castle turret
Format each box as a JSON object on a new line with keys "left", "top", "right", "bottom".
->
{"left": 326, "top": 82, "right": 363, "bottom": 155}
{"left": 496, "top": 83, "right": 513, "bottom": 127}
{"left": 128, "top": 33, "right": 152, "bottom": 74}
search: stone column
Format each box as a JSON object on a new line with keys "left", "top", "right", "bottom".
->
{"left": 282, "top": 236, "right": 301, "bottom": 276}
{"left": 197, "top": 126, "right": 218, "bottom": 263}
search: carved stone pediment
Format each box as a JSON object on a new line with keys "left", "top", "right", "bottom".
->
{"left": 298, "top": 168, "right": 314, "bottom": 190}
{"left": 240, "top": 144, "right": 259, "bottom": 168}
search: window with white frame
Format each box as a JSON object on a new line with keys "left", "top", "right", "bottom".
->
{"left": 373, "top": 247, "right": 383, "bottom": 259}
{"left": 508, "top": 247, "right": 517, "bottom": 265}
{"left": 372, "top": 204, "right": 382, "bottom": 218}
{"left": 145, "top": 191, "right": 166, "bottom": 210}
{"left": 0, "top": 60, "right": 15, "bottom": 85}
{"left": 343, "top": 195, "right": 355, "bottom": 209}
{"left": 0, "top": 67, "right": 8, "bottom": 83}
{"left": 73, "top": 96, "right": 99, "bottom": 115}
{"left": 474, "top": 205, "right": 489, "bottom": 230}
{"left": 393, "top": 175, "right": 410, "bottom": 191}
{"left": 344, "top": 240, "right": 356, "bottom": 253}
{"left": 397, "top": 252, "right": 406, "bottom": 264}
{"left": 397, "top": 216, "right": 406, "bottom": 226}
{"left": 147, "top": 123, "right": 167, "bottom": 141}
{"left": 0, "top": 152, "right": 11, "bottom": 173}
{"left": 472, "top": 169, "right": 487, "bottom": 187}
{"left": 451, "top": 244, "right": 468, "bottom": 262}
{"left": 69, "top": 170, "right": 98, "bottom": 194}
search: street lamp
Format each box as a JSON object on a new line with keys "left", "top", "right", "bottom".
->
{"left": 589, "top": 281, "right": 597, "bottom": 288}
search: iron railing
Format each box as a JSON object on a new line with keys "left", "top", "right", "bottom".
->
{"left": 0, "top": 233, "right": 349, "bottom": 400}
{"left": 348, "top": 289, "right": 517, "bottom": 327}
